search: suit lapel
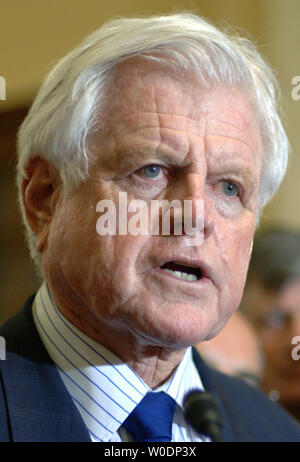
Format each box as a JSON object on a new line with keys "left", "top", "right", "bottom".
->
{"left": 0, "top": 296, "right": 91, "bottom": 442}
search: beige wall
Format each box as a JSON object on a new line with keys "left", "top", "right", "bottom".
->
{"left": 258, "top": 0, "right": 300, "bottom": 230}
{"left": 0, "top": 0, "right": 266, "bottom": 110}
{"left": 1, "top": 0, "right": 299, "bottom": 228}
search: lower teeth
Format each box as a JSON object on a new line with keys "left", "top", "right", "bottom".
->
{"left": 162, "top": 268, "right": 197, "bottom": 281}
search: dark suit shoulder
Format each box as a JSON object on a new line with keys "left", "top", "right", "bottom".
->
{"left": 192, "top": 348, "right": 300, "bottom": 441}
{"left": 0, "top": 296, "right": 91, "bottom": 442}
{"left": 0, "top": 295, "right": 51, "bottom": 363}
{"left": 209, "top": 366, "right": 300, "bottom": 441}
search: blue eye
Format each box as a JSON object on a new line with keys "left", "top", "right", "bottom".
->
{"left": 222, "top": 181, "right": 240, "bottom": 197}
{"left": 142, "top": 165, "right": 162, "bottom": 179}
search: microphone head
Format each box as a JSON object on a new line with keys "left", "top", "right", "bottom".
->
{"left": 184, "top": 390, "right": 222, "bottom": 442}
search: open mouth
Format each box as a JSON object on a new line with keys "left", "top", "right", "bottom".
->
{"left": 160, "top": 261, "right": 203, "bottom": 282}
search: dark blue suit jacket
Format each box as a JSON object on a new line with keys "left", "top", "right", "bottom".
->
{"left": 1, "top": 295, "right": 300, "bottom": 442}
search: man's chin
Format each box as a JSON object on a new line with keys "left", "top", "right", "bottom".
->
{"left": 133, "top": 322, "right": 215, "bottom": 351}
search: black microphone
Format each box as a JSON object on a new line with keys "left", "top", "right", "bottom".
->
{"left": 184, "top": 390, "right": 222, "bottom": 442}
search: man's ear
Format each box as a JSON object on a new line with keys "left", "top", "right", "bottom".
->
{"left": 21, "top": 157, "right": 61, "bottom": 252}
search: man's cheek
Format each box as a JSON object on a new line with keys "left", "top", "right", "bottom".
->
{"left": 222, "top": 241, "right": 251, "bottom": 301}
{"left": 230, "top": 222, "right": 254, "bottom": 272}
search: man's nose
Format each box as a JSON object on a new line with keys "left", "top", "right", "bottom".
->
{"left": 165, "top": 172, "right": 215, "bottom": 239}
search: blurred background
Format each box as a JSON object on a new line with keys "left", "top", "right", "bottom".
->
{"left": 1, "top": 0, "right": 300, "bottom": 323}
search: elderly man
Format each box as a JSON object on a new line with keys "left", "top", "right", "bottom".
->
{"left": 1, "top": 13, "right": 300, "bottom": 442}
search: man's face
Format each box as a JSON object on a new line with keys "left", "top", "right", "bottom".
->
{"left": 243, "top": 278, "right": 300, "bottom": 405}
{"left": 43, "top": 61, "right": 263, "bottom": 359}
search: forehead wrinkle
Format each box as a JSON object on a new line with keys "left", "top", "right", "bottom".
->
{"left": 207, "top": 133, "right": 258, "bottom": 153}
{"left": 113, "top": 115, "right": 207, "bottom": 167}
{"left": 208, "top": 114, "right": 258, "bottom": 132}
{"left": 134, "top": 111, "right": 208, "bottom": 123}
{"left": 111, "top": 112, "right": 206, "bottom": 140}
{"left": 116, "top": 125, "right": 206, "bottom": 148}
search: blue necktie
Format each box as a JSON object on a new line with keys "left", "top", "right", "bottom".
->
{"left": 123, "top": 391, "right": 176, "bottom": 442}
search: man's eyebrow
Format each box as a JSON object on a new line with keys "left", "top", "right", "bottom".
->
{"left": 208, "top": 155, "right": 259, "bottom": 187}
{"left": 212, "top": 161, "right": 257, "bottom": 178}
{"left": 117, "top": 145, "right": 187, "bottom": 168}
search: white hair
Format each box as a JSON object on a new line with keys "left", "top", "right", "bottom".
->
{"left": 17, "top": 12, "right": 289, "bottom": 268}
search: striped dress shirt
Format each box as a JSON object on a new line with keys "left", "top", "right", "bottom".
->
{"left": 33, "top": 283, "right": 209, "bottom": 442}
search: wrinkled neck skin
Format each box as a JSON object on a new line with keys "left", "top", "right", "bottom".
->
{"left": 47, "top": 279, "right": 187, "bottom": 390}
